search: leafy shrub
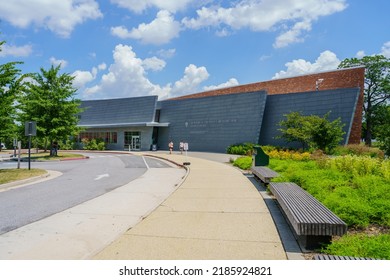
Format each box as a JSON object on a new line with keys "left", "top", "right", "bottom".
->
{"left": 267, "top": 149, "right": 311, "bottom": 161}
{"left": 380, "top": 160, "right": 390, "bottom": 181}
{"left": 81, "top": 138, "right": 106, "bottom": 150}
{"left": 226, "top": 143, "right": 255, "bottom": 156}
{"left": 269, "top": 158, "right": 390, "bottom": 228}
{"left": 333, "top": 144, "right": 384, "bottom": 158}
{"left": 322, "top": 233, "right": 390, "bottom": 260}
{"left": 59, "top": 139, "right": 77, "bottom": 150}
{"left": 260, "top": 145, "right": 279, "bottom": 153}
{"left": 269, "top": 156, "right": 390, "bottom": 259}
{"left": 328, "top": 155, "right": 387, "bottom": 177}
{"left": 232, "top": 156, "right": 252, "bottom": 170}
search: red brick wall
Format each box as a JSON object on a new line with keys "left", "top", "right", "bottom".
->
{"left": 172, "top": 67, "right": 365, "bottom": 144}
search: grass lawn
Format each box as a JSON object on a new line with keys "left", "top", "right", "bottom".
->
{"left": 0, "top": 168, "right": 47, "bottom": 185}
{"left": 0, "top": 152, "right": 84, "bottom": 185}
{"left": 27, "top": 152, "right": 85, "bottom": 161}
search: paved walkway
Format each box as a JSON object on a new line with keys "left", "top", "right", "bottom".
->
{"left": 0, "top": 151, "right": 303, "bottom": 260}
{"left": 0, "top": 160, "right": 185, "bottom": 259}
{"left": 94, "top": 152, "right": 288, "bottom": 260}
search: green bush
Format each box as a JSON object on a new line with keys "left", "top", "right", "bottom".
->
{"left": 59, "top": 138, "right": 77, "bottom": 150}
{"left": 81, "top": 138, "right": 106, "bottom": 150}
{"left": 328, "top": 155, "right": 388, "bottom": 178}
{"left": 269, "top": 158, "right": 390, "bottom": 228}
{"left": 268, "top": 155, "right": 390, "bottom": 259}
{"left": 322, "top": 233, "right": 390, "bottom": 260}
{"left": 232, "top": 156, "right": 252, "bottom": 170}
{"left": 226, "top": 143, "right": 255, "bottom": 156}
{"left": 333, "top": 144, "right": 384, "bottom": 158}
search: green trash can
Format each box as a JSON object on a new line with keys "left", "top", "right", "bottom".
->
{"left": 252, "top": 146, "right": 269, "bottom": 166}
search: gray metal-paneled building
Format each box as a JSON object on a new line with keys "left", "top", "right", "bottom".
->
{"left": 157, "top": 91, "right": 267, "bottom": 153}
{"left": 78, "top": 96, "right": 168, "bottom": 151}
{"left": 259, "top": 87, "right": 360, "bottom": 148}
{"left": 78, "top": 87, "right": 360, "bottom": 152}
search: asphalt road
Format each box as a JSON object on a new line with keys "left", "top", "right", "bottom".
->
{"left": 0, "top": 153, "right": 172, "bottom": 234}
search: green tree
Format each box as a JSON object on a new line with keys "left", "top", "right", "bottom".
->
{"left": 307, "top": 113, "right": 345, "bottom": 153}
{"left": 374, "top": 105, "right": 390, "bottom": 156}
{"left": 0, "top": 40, "right": 23, "bottom": 151}
{"left": 18, "top": 65, "right": 83, "bottom": 153}
{"left": 278, "top": 112, "right": 345, "bottom": 153}
{"left": 277, "top": 112, "right": 312, "bottom": 150}
{"left": 338, "top": 55, "right": 390, "bottom": 146}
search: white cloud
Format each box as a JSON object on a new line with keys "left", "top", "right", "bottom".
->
{"left": 110, "top": 0, "right": 194, "bottom": 13}
{"left": 80, "top": 45, "right": 212, "bottom": 100}
{"left": 72, "top": 64, "right": 107, "bottom": 89}
{"left": 380, "top": 41, "right": 390, "bottom": 58}
{"left": 171, "top": 64, "right": 210, "bottom": 96}
{"left": 82, "top": 44, "right": 171, "bottom": 99}
{"left": 203, "top": 78, "right": 239, "bottom": 91}
{"left": 273, "top": 50, "right": 340, "bottom": 79}
{"left": 111, "top": 10, "right": 181, "bottom": 45}
{"left": 0, "top": 43, "right": 33, "bottom": 57}
{"left": 50, "top": 57, "right": 68, "bottom": 68}
{"left": 355, "top": 42, "right": 390, "bottom": 59}
{"left": 273, "top": 20, "right": 311, "bottom": 48}
{"left": 0, "top": 0, "right": 102, "bottom": 38}
{"left": 97, "top": 63, "right": 107, "bottom": 71}
{"left": 182, "top": 0, "right": 347, "bottom": 48}
{"left": 143, "top": 57, "right": 166, "bottom": 71}
{"left": 356, "top": 50, "right": 366, "bottom": 59}
{"left": 156, "top": 48, "right": 176, "bottom": 59}
{"left": 72, "top": 70, "right": 96, "bottom": 89}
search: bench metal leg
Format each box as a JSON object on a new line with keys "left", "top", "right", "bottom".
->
{"left": 298, "top": 235, "right": 332, "bottom": 250}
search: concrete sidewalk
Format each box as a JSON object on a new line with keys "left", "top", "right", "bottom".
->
{"left": 0, "top": 163, "right": 186, "bottom": 259}
{"left": 93, "top": 153, "right": 288, "bottom": 260}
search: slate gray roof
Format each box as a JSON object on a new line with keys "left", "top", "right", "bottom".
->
{"left": 78, "top": 96, "right": 158, "bottom": 127}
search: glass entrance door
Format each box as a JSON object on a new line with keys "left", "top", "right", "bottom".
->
{"left": 131, "top": 135, "right": 140, "bottom": 150}
{"left": 124, "top": 131, "right": 141, "bottom": 150}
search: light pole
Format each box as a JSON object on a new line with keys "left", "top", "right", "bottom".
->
{"left": 316, "top": 78, "right": 324, "bottom": 91}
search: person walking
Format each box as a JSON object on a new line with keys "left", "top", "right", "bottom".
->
{"left": 179, "top": 141, "right": 184, "bottom": 154}
{"left": 168, "top": 141, "right": 174, "bottom": 154}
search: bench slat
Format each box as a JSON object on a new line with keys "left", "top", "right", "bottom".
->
{"left": 269, "top": 182, "right": 347, "bottom": 237}
{"left": 251, "top": 166, "right": 279, "bottom": 184}
{"left": 313, "top": 254, "right": 376, "bottom": 260}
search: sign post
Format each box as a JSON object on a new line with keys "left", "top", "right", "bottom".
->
{"left": 17, "top": 141, "right": 21, "bottom": 169}
{"left": 13, "top": 138, "right": 17, "bottom": 158}
{"left": 183, "top": 142, "right": 190, "bottom": 166}
{"left": 25, "top": 121, "right": 37, "bottom": 170}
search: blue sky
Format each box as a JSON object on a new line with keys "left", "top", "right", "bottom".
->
{"left": 0, "top": 0, "right": 389, "bottom": 100}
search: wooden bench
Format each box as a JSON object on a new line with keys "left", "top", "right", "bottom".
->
{"left": 269, "top": 182, "right": 347, "bottom": 250}
{"left": 251, "top": 166, "right": 279, "bottom": 184}
{"left": 313, "top": 254, "right": 375, "bottom": 260}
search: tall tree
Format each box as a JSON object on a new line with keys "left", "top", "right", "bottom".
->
{"left": 374, "top": 105, "right": 390, "bottom": 156}
{"left": 338, "top": 55, "right": 390, "bottom": 146}
{"left": 0, "top": 40, "right": 22, "bottom": 151}
{"left": 18, "top": 65, "right": 83, "bottom": 153}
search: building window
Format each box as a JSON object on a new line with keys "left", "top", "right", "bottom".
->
{"left": 78, "top": 132, "right": 118, "bottom": 144}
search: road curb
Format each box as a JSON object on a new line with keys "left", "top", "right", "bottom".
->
{"left": 0, "top": 171, "right": 50, "bottom": 191}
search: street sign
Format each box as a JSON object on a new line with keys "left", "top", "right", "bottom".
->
{"left": 25, "top": 121, "right": 37, "bottom": 136}
{"left": 24, "top": 121, "right": 36, "bottom": 170}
